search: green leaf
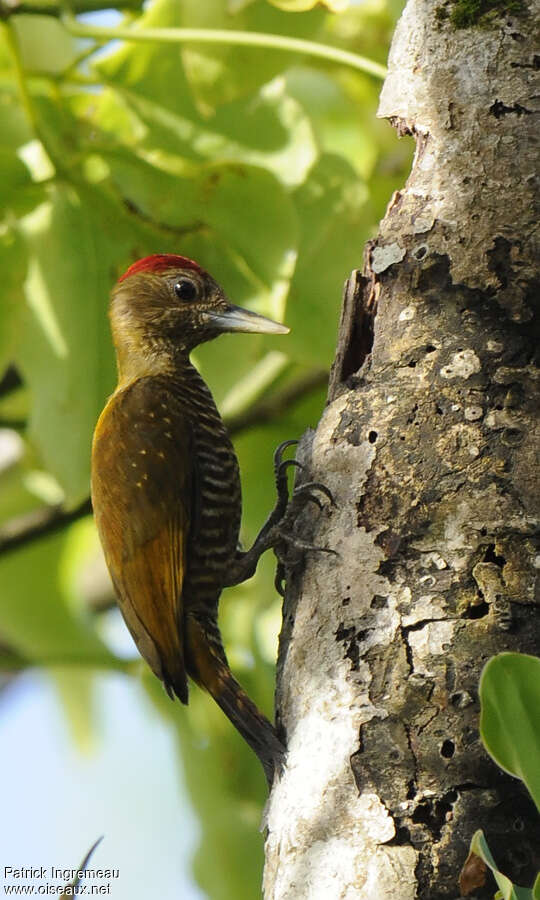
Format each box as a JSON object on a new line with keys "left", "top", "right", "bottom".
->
{"left": 104, "top": 152, "right": 298, "bottom": 319}
{"left": 480, "top": 652, "right": 540, "bottom": 811}
{"left": 13, "top": 15, "right": 79, "bottom": 75}
{"left": 94, "top": 0, "right": 197, "bottom": 121}
{"left": 269, "top": 0, "right": 346, "bottom": 8}
{"left": 286, "top": 153, "right": 371, "bottom": 364}
{"left": 95, "top": 16, "right": 319, "bottom": 187}
{"left": 101, "top": 0, "right": 324, "bottom": 112}
{"left": 0, "top": 527, "right": 114, "bottom": 665}
{"left": 149, "top": 79, "right": 318, "bottom": 188}
{"left": 0, "top": 226, "right": 27, "bottom": 374}
{"left": 285, "top": 67, "right": 378, "bottom": 178}
{"left": 92, "top": 0, "right": 327, "bottom": 132}
{"left": 0, "top": 150, "right": 43, "bottom": 215}
{"left": 15, "top": 183, "right": 127, "bottom": 505}
{"left": 469, "top": 830, "right": 534, "bottom": 900}
{"left": 220, "top": 350, "right": 289, "bottom": 418}
{"left": 211, "top": 80, "right": 316, "bottom": 188}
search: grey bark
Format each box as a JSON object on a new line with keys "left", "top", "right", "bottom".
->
{"left": 263, "top": 1, "right": 539, "bottom": 897}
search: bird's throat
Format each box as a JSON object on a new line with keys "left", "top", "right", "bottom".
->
{"left": 114, "top": 332, "right": 189, "bottom": 391}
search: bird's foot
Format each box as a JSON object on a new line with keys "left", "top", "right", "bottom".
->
{"left": 270, "top": 448, "right": 337, "bottom": 595}
{"left": 223, "top": 439, "right": 336, "bottom": 590}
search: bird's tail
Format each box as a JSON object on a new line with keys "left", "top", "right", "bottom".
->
{"left": 184, "top": 613, "right": 285, "bottom": 786}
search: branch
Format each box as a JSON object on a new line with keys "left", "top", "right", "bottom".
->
{"left": 0, "top": 497, "right": 92, "bottom": 554}
{"left": 0, "top": 365, "right": 22, "bottom": 398}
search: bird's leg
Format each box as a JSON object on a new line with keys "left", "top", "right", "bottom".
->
{"left": 223, "top": 439, "right": 336, "bottom": 589}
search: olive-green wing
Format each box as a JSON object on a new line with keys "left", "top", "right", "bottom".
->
{"left": 91, "top": 378, "right": 194, "bottom": 702}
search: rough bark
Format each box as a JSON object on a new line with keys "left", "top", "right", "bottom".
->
{"left": 263, "top": 1, "right": 539, "bottom": 897}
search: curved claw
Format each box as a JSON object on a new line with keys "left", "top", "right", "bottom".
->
{"left": 278, "top": 458, "right": 304, "bottom": 479}
{"left": 293, "top": 481, "right": 335, "bottom": 507}
{"left": 273, "top": 438, "right": 299, "bottom": 471}
{"left": 274, "top": 562, "right": 286, "bottom": 597}
{"left": 272, "top": 457, "right": 304, "bottom": 523}
{"left": 293, "top": 491, "right": 324, "bottom": 511}
{"left": 276, "top": 530, "right": 331, "bottom": 554}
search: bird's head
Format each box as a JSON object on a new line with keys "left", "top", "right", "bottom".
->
{"left": 110, "top": 254, "right": 289, "bottom": 379}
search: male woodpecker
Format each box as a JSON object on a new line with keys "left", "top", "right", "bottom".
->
{"left": 91, "top": 253, "right": 304, "bottom": 785}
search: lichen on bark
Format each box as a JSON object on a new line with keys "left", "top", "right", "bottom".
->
{"left": 263, "top": 0, "right": 539, "bottom": 897}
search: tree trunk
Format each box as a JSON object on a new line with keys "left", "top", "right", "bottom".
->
{"left": 263, "top": 0, "right": 539, "bottom": 897}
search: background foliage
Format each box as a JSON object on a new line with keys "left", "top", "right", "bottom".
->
{"left": 0, "top": 1, "right": 411, "bottom": 897}
{"left": 464, "top": 653, "right": 540, "bottom": 900}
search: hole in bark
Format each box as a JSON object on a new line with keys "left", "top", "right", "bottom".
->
{"left": 336, "top": 271, "right": 375, "bottom": 386}
{"left": 375, "top": 530, "right": 401, "bottom": 556}
{"left": 407, "top": 403, "right": 419, "bottom": 424}
{"left": 483, "top": 544, "right": 505, "bottom": 567}
{"left": 436, "top": 405, "right": 443, "bottom": 415}
{"left": 487, "top": 235, "right": 514, "bottom": 287}
{"left": 336, "top": 623, "right": 354, "bottom": 640}
{"left": 417, "top": 254, "right": 452, "bottom": 293}
{"left": 342, "top": 597, "right": 351, "bottom": 606}
{"left": 371, "top": 595, "right": 388, "bottom": 609}
{"left": 502, "top": 427, "right": 523, "bottom": 446}
{"left": 490, "top": 99, "right": 532, "bottom": 118}
{"left": 411, "top": 794, "right": 457, "bottom": 840}
{"left": 480, "top": 527, "right": 488, "bottom": 536}
{"left": 463, "top": 600, "right": 490, "bottom": 619}
{"left": 406, "top": 780, "right": 417, "bottom": 800}
{"left": 426, "top": 344, "right": 436, "bottom": 353}
{"left": 513, "top": 817, "right": 525, "bottom": 832}
{"left": 414, "top": 245, "right": 428, "bottom": 260}
{"left": 335, "top": 623, "right": 361, "bottom": 670}
{"left": 400, "top": 435, "right": 406, "bottom": 441}
{"left": 408, "top": 359, "right": 417, "bottom": 368}
{"left": 368, "top": 430, "right": 378, "bottom": 443}
{"left": 440, "top": 739, "right": 455, "bottom": 758}
{"left": 384, "top": 825, "right": 412, "bottom": 846}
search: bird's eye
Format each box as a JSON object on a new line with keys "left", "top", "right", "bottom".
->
{"left": 174, "top": 278, "right": 198, "bottom": 302}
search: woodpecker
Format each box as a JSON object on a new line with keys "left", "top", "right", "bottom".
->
{"left": 91, "top": 253, "right": 313, "bottom": 785}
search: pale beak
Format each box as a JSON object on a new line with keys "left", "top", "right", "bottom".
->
{"left": 205, "top": 304, "right": 289, "bottom": 335}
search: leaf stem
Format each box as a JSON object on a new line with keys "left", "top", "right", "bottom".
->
{"left": 61, "top": 13, "right": 387, "bottom": 80}
{"left": 1, "top": 19, "right": 61, "bottom": 172}
{"left": 2, "top": 21, "right": 44, "bottom": 147}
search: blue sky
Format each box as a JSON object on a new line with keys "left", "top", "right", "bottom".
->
{"left": 1, "top": 670, "right": 204, "bottom": 899}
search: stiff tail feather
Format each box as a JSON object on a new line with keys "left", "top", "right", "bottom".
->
{"left": 184, "top": 614, "right": 285, "bottom": 785}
